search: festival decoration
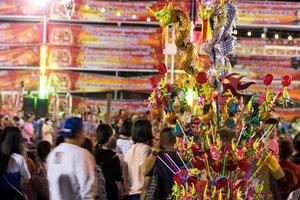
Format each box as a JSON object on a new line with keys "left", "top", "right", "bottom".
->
{"left": 63, "top": 0, "right": 75, "bottom": 19}
{"left": 280, "top": 75, "right": 292, "bottom": 107}
{"left": 157, "top": 63, "right": 167, "bottom": 75}
{"left": 263, "top": 74, "right": 273, "bottom": 86}
{"left": 65, "top": 92, "right": 72, "bottom": 117}
{"left": 148, "top": 2, "right": 293, "bottom": 200}
{"left": 147, "top": 3, "right": 195, "bottom": 75}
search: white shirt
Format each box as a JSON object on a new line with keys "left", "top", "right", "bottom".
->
{"left": 7, "top": 153, "right": 31, "bottom": 180}
{"left": 116, "top": 137, "right": 133, "bottom": 155}
{"left": 47, "top": 143, "right": 97, "bottom": 200}
{"left": 123, "top": 143, "right": 151, "bottom": 195}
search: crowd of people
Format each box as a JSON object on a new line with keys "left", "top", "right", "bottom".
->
{"left": 0, "top": 110, "right": 300, "bottom": 200}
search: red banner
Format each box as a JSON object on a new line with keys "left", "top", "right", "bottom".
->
{"left": 47, "top": 23, "right": 163, "bottom": 69}
{"left": 235, "top": 56, "right": 300, "bottom": 81}
{"left": 196, "top": 1, "right": 300, "bottom": 25}
{"left": 275, "top": 107, "right": 300, "bottom": 122}
{"left": 0, "top": 0, "right": 44, "bottom": 16}
{"left": 47, "top": 23, "right": 162, "bottom": 48}
{"left": 74, "top": 98, "right": 148, "bottom": 116}
{"left": 0, "top": 70, "right": 154, "bottom": 92}
{"left": 236, "top": 1, "right": 300, "bottom": 25}
{"left": 49, "top": 0, "right": 189, "bottom": 22}
{"left": 0, "top": 23, "right": 42, "bottom": 45}
{"left": 0, "top": 70, "right": 39, "bottom": 91}
{"left": 0, "top": 46, "right": 40, "bottom": 66}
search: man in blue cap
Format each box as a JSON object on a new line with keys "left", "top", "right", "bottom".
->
{"left": 47, "top": 117, "right": 97, "bottom": 200}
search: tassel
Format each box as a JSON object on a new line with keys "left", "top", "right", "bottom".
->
{"left": 200, "top": 7, "right": 213, "bottom": 43}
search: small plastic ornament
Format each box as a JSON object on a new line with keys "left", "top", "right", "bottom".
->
{"left": 157, "top": 63, "right": 167, "bottom": 75}
{"left": 281, "top": 75, "right": 292, "bottom": 87}
{"left": 195, "top": 71, "right": 208, "bottom": 84}
{"left": 263, "top": 74, "right": 273, "bottom": 86}
{"left": 166, "top": 112, "right": 177, "bottom": 124}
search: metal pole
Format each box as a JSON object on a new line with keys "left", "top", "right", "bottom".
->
{"left": 164, "top": 26, "right": 169, "bottom": 80}
{"left": 106, "top": 93, "right": 112, "bottom": 125}
{"left": 114, "top": 71, "right": 118, "bottom": 100}
{"left": 39, "top": 16, "right": 47, "bottom": 99}
{"left": 170, "top": 27, "right": 175, "bottom": 84}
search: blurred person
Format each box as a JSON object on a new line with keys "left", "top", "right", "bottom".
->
{"left": 152, "top": 117, "right": 162, "bottom": 147}
{"left": 12, "top": 116, "right": 21, "bottom": 128}
{"left": 293, "top": 133, "right": 300, "bottom": 165}
{"left": 94, "top": 124, "right": 123, "bottom": 200}
{"left": 32, "top": 140, "right": 51, "bottom": 200}
{"left": 42, "top": 118, "right": 54, "bottom": 145}
{"left": 254, "top": 123, "right": 285, "bottom": 200}
{"left": 84, "top": 113, "right": 94, "bottom": 138}
{"left": 36, "top": 117, "right": 46, "bottom": 141}
{"left": 265, "top": 118, "right": 280, "bottom": 159}
{"left": 261, "top": 153, "right": 286, "bottom": 200}
{"left": 279, "top": 118, "right": 289, "bottom": 135}
{"left": 279, "top": 140, "right": 300, "bottom": 199}
{"left": 91, "top": 114, "right": 99, "bottom": 140}
{"left": 1, "top": 115, "right": 11, "bottom": 129}
{"left": 54, "top": 135, "right": 64, "bottom": 146}
{"left": 23, "top": 113, "right": 35, "bottom": 144}
{"left": 292, "top": 117, "right": 300, "bottom": 134}
{"left": 141, "top": 127, "right": 184, "bottom": 200}
{"left": 81, "top": 137, "right": 93, "bottom": 154}
{"left": 116, "top": 119, "right": 133, "bottom": 155}
{"left": 0, "top": 126, "right": 31, "bottom": 200}
{"left": 47, "top": 117, "right": 97, "bottom": 200}
{"left": 124, "top": 119, "right": 153, "bottom": 200}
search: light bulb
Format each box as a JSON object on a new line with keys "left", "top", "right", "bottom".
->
{"left": 288, "top": 35, "right": 293, "bottom": 41}
{"left": 117, "top": 12, "right": 121, "bottom": 17}
{"left": 247, "top": 31, "right": 252, "bottom": 37}
{"left": 132, "top": 14, "right": 137, "bottom": 19}
{"left": 274, "top": 34, "right": 279, "bottom": 39}
{"left": 233, "top": 30, "right": 238, "bottom": 35}
{"left": 101, "top": 8, "right": 106, "bottom": 13}
{"left": 261, "top": 33, "right": 266, "bottom": 38}
{"left": 146, "top": 17, "right": 151, "bottom": 22}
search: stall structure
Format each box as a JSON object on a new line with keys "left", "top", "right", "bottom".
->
{"left": 0, "top": 0, "right": 299, "bottom": 120}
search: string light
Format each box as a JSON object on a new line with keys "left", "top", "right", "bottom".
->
{"left": 288, "top": 35, "right": 293, "bottom": 41}
{"left": 101, "top": 8, "right": 106, "bottom": 13}
{"left": 233, "top": 29, "right": 238, "bottom": 35}
{"left": 117, "top": 12, "right": 121, "bottom": 17}
{"left": 146, "top": 17, "right": 151, "bottom": 22}
{"left": 84, "top": 5, "right": 89, "bottom": 10}
{"left": 247, "top": 31, "right": 252, "bottom": 37}
{"left": 132, "top": 14, "right": 137, "bottom": 19}
{"left": 261, "top": 33, "right": 266, "bottom": 39}
{"left": 274, "top": 33, "right": 279, "bottom": 39}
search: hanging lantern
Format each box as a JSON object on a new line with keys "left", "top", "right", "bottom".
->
{"left": 63, "top": 0, "right": 75, "bottom": 19}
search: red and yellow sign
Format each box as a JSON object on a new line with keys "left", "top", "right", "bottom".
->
{"left": 0, "top": 46, "right": 40, "bottom": 67}
{"left": 237, "top": 1, "right": 300, "bottom": 25}
{"left": 0, "top": 23, "right": 41, "bottom": 44}
{"left": 47, "top": 23, "right": 163, "bottom": 69}
{"left": 49, "top": 0, "right": 189, "bottom": 22}
{"left": 0, "top": 0, "right": 44, "bottom": 16}
{"left": 0, "top": 70, "right": 154, "bottom": 92}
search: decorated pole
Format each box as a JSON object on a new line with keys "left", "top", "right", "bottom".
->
{"left": 146, "top": 1, "right": 293, "bottom": 199}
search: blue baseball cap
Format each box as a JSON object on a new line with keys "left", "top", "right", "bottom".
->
{"left": 59, "top": 117, "right": 83, "bottom": 137}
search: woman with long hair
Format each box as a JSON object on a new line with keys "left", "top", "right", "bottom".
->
{"left": 0, "top": 126, "right": 31, "bottom": 200}
{"left": 94, "top": 124, "right": 123, "bottom": 200}
{"left": 123, "top": 119, "right": 153, "bottom": 200}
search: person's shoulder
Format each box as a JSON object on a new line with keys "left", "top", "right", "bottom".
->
{"left": 11, "top": 153, "right": 26, "bottom": 163}
{"left": 136, "top": 143, "right": 151, "bottom": 150}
